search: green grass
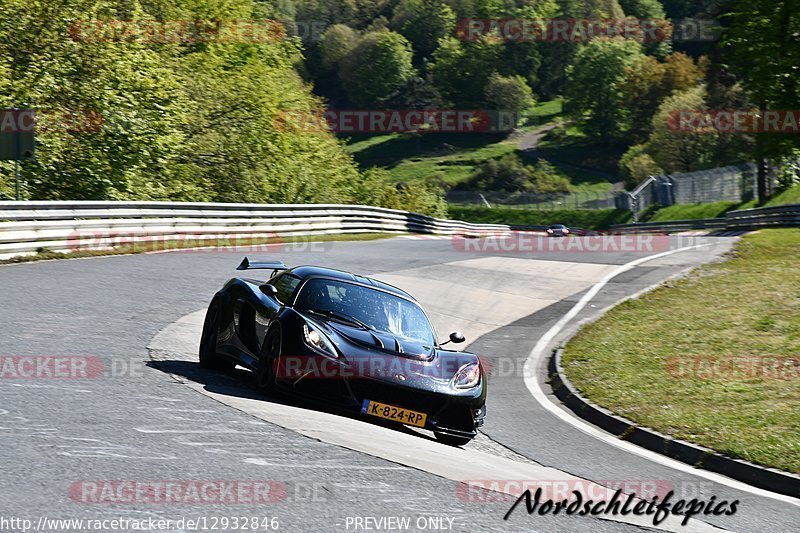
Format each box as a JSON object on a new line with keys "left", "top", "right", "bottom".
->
{"left": 522, "top": 98, "right": 563, "bottom": 125}
{"left": 448, "top": 206, "right": 631, "bottom": 229}
{"left": 345, "top": 133, "right": 402, "bottom": 154}
{"left": 342, "top": 99, "right": 610, "bottom": 189}
{"left": 536, "top": 124, "right": 627, "bottom": 180}
{"left": 0, "top": 233, "right": 399, "bottom": 266}
{"left": 644, "top": 201, "right": 741, "bottom": 222}
{"left": 346, "top": 131, "right": 516, "bottom": 185}
{"left": 640, "top": 184, "right": 800, "bottom": 221}
{"left": 765, "top": 184, "right": 800, "bottom": 206}
{"left": 562, "top": 229, "right": 800, "bottom": 473}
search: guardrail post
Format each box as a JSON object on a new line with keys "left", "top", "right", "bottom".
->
{"left": 14, "top": 161, "right": 21, "bottom": 201}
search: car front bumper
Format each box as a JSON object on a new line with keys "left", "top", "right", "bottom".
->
{"left": 345, "top": 377, "right": 486, "bottom": 436}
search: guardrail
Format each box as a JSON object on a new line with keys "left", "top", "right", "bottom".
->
{"left": 0, "top": 201, "right": 509, "bottom": 259}
{"left": 610, "top": 218, "right": 728, "bottom": 234}
{"left": 725, "top": 203, "right": 800, "bottom": 229}
{"left": 610, "top": 204, "right": 800, "bottom": 234}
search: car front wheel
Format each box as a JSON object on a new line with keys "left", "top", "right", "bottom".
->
{"left": 199, "top": 302, "right": 235, "bottom": 372}
{"left": 257, "top": 327, "right": 281, "bottom": 394}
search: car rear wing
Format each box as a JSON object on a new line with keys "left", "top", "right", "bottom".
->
{"left": 236, "top": 257, "right": 287, "bottom": 272}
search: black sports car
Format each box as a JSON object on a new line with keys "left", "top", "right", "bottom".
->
{"left": 199, "top": 258, "right": 487, "bottom": 446}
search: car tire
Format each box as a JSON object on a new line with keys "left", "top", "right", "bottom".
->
{"left": 199, "top": 301, "right": 235, "bottom": 372}
{"left": 434, "top": 431, "right": 472, "bottom": 447}
{"left": 257, "top": 326, "right": 281, "bottom": 394}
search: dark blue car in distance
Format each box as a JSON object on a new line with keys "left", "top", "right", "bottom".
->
{"left": 546, "top": 224, "right": 571, "bottom": 237}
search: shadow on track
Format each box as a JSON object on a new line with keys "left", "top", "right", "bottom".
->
{"left": 146, "top": 359, "right": 432, "bottom": 441}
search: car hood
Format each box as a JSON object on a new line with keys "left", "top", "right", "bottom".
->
{"left": 325, "top": 320, "right": 435, "bottom": 359}
{"left": 296, "top": 312, "right": 481, "bottom": 388}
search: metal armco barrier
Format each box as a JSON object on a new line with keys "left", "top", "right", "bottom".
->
{"left": 0, "top": 201, "right": 509, "bottom": 258}
{"left": 725, "top": 204, "right": 800, "bottom": 229}
{"left": 610, "top": 204, "right": 800, "bottom": 234}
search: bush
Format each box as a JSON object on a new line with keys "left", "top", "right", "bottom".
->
{"left": 619, "top": 144, "right": 663, "bottom": 189}
{"left": 460, "top": 154, "right": 571, "bottom": 194}
{"left": 355, "top": 168, "right": 447, "bottom": 217}
{"left": 484, "top": 73, "right": 534, "bottom": 115}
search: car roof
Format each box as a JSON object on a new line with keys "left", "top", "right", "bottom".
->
{"left": 284, "top": 265, "right": 415, "bottom": 300}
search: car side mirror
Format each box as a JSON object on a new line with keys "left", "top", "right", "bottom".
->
{"left": 441, "top": 331, "right": 466, "bottom": 346}
{"left": 449, "top": 331, "right": 466, "bottom": 344}
{"left": 259, "top": 283, "right": 278, "bottom": 297}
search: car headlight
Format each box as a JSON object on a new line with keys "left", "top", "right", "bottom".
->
{"left": 303, "top": 322, "right": 338, "bottom": 359}
{"left": 452, "top": 363, "right": 481, "bottom": 389}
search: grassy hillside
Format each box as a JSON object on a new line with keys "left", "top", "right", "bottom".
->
{"left": 765, "top": 184, "right": 800, "bottom": 206}
{"left": 644, "top": 201, "right": 741, "bottom": 222}
{"left": 345, "top": 99, "right": 617, "bottom": 197}
{"left": 641, "top": 184, "right": 800, "bottom": 222}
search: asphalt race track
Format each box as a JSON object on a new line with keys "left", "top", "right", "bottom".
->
{"left": 1, "top": 235, "right": 798, "bottom": 532}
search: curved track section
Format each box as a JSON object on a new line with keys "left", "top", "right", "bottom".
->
{"left": 1, "top": 236, "right": 798, "bottom": 532}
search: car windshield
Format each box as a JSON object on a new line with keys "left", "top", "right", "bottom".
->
{"left": 294, "top": 278, "right": 435, "bottom": 345}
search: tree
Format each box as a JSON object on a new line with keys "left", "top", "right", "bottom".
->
{"left": 559, "top": 0, "right": 625, "bottom": 18}
{"left": 292, "top": 0, "right": 358, "bottom": 26}
{"left": 644, "top": 86, "right": 722, "bottom": 173}
{"left": 662, "top": 52, "right": 703, "bottom": 95}
{"left": 339, "top": 31, "right": 415, "bottom": 106}
{"left": 484, "top": 73, "right": 534, "bottom": 115}
{"left": 619, "top": 144, "right": 664, "bottom": 188}
{"left": 618, "top": 0, "right": 666, "bottom": 18}
{"left": 566, "top": 38, "right": 645, "bottom": 139}
{"left": 380, "top": 75, "right": 449, "bottom": 109}
{"left": 430, "top": 38, "right": 502, "bottom": 107}
{"left": 618, "top": 0, "right": 671, "bottom": 57}
{"left": 660, "top": 0, "right": 711, "bottom": 18}
{"left": 621, "top": 52, "right": 702, "bottom": 142}
{"left": 0, "top": 0, "right": 368, "bottom": 205}
{"left": 319, "top": 24, "right": 359, "bottom": 70}
{"left": 722, "top": 0, "right": 800, "bottom": 202}
{"left": 391, "top": 0, "right": 456, "bottom": 63}
{"left": 621, "top": 56, "right": 668, "bottom": 142}
{"left": 501, "top": 42, "right": 542, "bottom": 88}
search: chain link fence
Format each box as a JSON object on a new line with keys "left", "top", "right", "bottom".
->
{"left": 445, "top": 190, "right": 621, "bottom": 210}
{"left": 446, "top": 163, "right": 764, "bottom": 215}
{"left": 620, "top": 163, "right": 759, "bottom": 218}
{"left": 668, "top": 164, "right": 757, "bottom": 204}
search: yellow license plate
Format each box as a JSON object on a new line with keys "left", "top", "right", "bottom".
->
{"left": 361, "top": 399, "right": 427, "bottom": 428}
